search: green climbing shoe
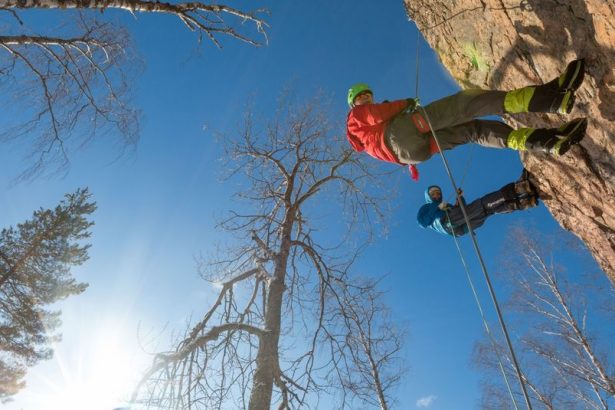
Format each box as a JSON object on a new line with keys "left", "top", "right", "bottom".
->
{"left": 555, "top": 89, "right": 575, "bottom": 115}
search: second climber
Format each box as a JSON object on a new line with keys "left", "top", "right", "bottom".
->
{"left": 416, "top": 171, "right": 539, "bottom": 236}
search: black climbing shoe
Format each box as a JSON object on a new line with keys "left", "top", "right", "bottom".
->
{"left": 516, "top": 195, "right": 539, "bottom": 210}
{"left": 514, "top": 180, "right": 533, "bottom": 196}
{"left": 550, "top": 58, "right": 585, "bottom": 114}
{"left": 513, "top": 170, "right": 539, "bottom": 209}
{"left": 501, "top": 183, "right": 516, "bottom": 202}
{"left": 557, "top": 58, "right": 586, "bottom": 92}
{"left": 551, "top": 117, "right": 588, "bottom": 155}
{"left": 514, "top": 170, "right": 539, "bottom": 196}
{"left": 525, "top": 117, "right": 587, "bottom": 156}
{"left": 527, "top": 58, "right": 586, "bottom": 114}
{"left": 528, "top": 87, "right": 575, "bottom": 115}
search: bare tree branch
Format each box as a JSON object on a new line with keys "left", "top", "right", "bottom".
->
{"left": 1, "top": 0, "right": 268, "bottom": 46}
{"left": 0, "top": 1, "right": 268, "bottom": 178}
{"left": 0, "top": 18, "right": 139, "bottom": 179}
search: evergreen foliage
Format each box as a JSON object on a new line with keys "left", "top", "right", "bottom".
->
{"left": 0, "top": 188, "right": 96, "bottom": 401}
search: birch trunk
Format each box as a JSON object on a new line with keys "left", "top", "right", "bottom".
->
{"left": 552, "top": 277, "right": 615, "bottom": 396}
{"left": 0, "top": 0, "right": 266, "bottom": 46}
{"left": 1, "top": 0, "right": 246, "bottom": 15}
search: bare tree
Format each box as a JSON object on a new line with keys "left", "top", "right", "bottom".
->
{"left": 474, "top": 227, "right": 615, "bottom": 409}
{"left": 332, "top": 277, "right": 405, "bottom": 410}
{"left": 0, "top": 188, "right": 96, "bottom": 401}
{"left": 0, "top": 0, "right": 267, "bottom": 178}
{"left": 132, "top": 94, "right": 404, "bottom": 409}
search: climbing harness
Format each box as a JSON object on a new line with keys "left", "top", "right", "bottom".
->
{"left": 412, "top": 27, "right": 533, "bottom": 410}
{"left": 410, "top": 112, "right": 430, "bottom": 133}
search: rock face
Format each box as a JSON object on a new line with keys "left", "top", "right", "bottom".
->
{"left": 405, "top": 0, "right": 615, "bottom": 283}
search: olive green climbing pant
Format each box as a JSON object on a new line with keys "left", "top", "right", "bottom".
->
{"left": 385, "top": 89, "right": 513, "bottom": 165}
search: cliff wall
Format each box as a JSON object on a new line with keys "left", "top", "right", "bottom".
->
{"left": 405, "top": 0, "right": 615, "bottom": 282}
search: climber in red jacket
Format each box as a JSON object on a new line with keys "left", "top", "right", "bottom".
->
{"left": 346, "top": 59, "right": 588, "bottom": 175}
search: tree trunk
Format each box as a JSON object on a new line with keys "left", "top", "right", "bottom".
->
{"left": 357, "top": 329, "right": 388, "bottom": 410}
{"left": 366, "top": 347, "right": 388, "bottom": 410}
{"left": 248, "top": 217, "right": 293, "bottom": 410}
{"left": 248, "top": 277, "right": 284, "bottom": 409}
{"left": 554, "top": 282, "right": 615, "bottom": 395}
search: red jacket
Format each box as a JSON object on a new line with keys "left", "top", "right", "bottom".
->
{"left": 346, "top": 99, "right": 409, "bottom": 164}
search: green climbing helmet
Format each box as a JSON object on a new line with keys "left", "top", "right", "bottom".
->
{"left": 347, "top": 83, "right": 372, "bottom": 107}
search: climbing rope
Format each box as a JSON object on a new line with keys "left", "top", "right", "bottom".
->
{"left": 445, "top": 209, "right": 520, "bottom": 410}
{"left": 415, "top": 30, "right": 421, "bottom": 99}
{"left": 413, "top": 27, "right": 473, "bottom": 193}
{"left": 412, "top": 26, "right": 533, "bottom": 410}
{"left": 419, "top": 104, "right": 533, "bottom": 410}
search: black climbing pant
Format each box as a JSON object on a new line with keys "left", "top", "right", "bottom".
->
{"left": 444, "top": 183, "right": 517, "bottom": 236}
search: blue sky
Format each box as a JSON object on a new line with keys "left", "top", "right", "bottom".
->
{"left": 0, "top": 1, "right": 610, "bottom": 409}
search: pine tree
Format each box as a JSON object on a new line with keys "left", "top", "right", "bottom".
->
{"left": 0, "top": 188, "right": 96, "bottom": 401}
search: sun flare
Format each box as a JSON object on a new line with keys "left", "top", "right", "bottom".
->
{"left": 33, "top": 327, "right": 142, "bottom": 410}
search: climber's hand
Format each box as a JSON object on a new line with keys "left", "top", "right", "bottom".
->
{"left": 406, "top": 98, "right": 419, "bottom": 111}
{"left": 454, "top": 189, "right": 464, "bottom": 206}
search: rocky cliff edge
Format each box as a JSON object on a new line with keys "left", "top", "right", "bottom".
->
{"left": 405, "top": 0, "right": 615, "bottom": 282}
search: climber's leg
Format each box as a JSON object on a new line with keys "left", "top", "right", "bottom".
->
{"left": 445, "top": 181, "right": 533, "bottom": 234}
{"left": 431, "top": 119, "right": 512, "bottom": 152}
{"left": 480, "top": 183, "right": 519, "bottom": 215}
{"left": 446, "top": 199, "right": 491, "bottom": 234}
{"left": 421, "top": 116, "right": 586, "bottom": 158}
{"left": 385, "top": 116, "right": 511, "bottom": 165}
{"left": 419, "top": 59, "right": 585, "bottom": 134}
{"left": 421, "top": 89, "right": 507, "bottom": 131}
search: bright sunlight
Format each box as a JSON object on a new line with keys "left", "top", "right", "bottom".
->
{"left": 29, "top": 326, "right": 143, "bottom": 410}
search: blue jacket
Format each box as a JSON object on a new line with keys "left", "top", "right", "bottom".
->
{"left": 417, "top": 185, "right": 451, "bottom": 235}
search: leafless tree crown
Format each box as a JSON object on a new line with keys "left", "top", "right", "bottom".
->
{"left": 0, "top": 0, "right": 268, "bottom": 178}
{"left": 0, "top": 16, "right": 140, "bottom": 179}
{"left": 475, "top": 228, "right": 615, "bottom": 409}
{"left": 132, "top": 95, "right": 403, "bottom": 410}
